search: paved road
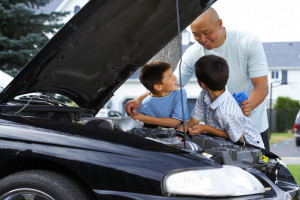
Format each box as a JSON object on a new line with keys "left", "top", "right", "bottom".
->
{"left": 270, "top": 138, "right": 300, "bottom": 164}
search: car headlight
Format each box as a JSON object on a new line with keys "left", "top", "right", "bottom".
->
{"left": 162, "top": 165, "right": 265, "bottom": 197}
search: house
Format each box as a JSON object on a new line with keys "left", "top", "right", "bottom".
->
{"left": 54, "top": 0, "right": 88, "bottom": 23}
{"left": 36, "top": 0, "right": 88, "bottom": 22}
{"left": 264, "top": 42, "right": 300, "bottom": 107}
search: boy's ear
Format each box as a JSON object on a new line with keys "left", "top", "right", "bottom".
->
{"left": 153, "top": 84, "right": 162, "bottom": 92}
{"left": 197, "top": 80, "right": 202, "bottom": 87}
{"left": 199, "top": 81, "right": 206, "bottom": 89}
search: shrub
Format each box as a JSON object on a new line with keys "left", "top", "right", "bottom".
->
{"left": 274, "top": 97, "right": 300, "bottom": 132}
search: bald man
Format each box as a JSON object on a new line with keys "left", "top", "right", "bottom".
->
{"left": 126, "top": 8, "right": 270, "bottom": 150}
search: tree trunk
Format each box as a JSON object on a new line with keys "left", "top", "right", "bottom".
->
{"left": 149, "top": 37, "right": 180, "bottom": 71}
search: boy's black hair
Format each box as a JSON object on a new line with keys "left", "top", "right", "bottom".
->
{"left": 194, "top": 55, "right": 229, "bottom": 91}
{"left": 139, "top": 61, "right": 171, "bottom": 94}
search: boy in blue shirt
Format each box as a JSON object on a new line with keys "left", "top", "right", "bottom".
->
{"left": 177, "top": 55, "right": 264, "bottom": 148}
{"left": 131, "top": 61, "right": 188, "bottom": 128}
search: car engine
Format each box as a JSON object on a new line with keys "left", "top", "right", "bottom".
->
{"left": 82, "top": 116, "right": 295, "bottom": 192}
{"left": 82, "top": 116, "right": 279, "bottom": 173}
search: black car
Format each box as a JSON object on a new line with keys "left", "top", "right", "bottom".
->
{"left": 294, "top": 110, "right": 300, "bottom": 146}
{"left": 0, "top": 0, "right": 299, "bottom": 200}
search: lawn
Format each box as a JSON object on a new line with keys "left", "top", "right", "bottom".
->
{"left": 269, "top": 132, "right": 295, "bottom": 144}
{"left": 287, "top": 165, "right": 300, "bottom": 186}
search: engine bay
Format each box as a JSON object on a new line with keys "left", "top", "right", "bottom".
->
{"left": 0, "top": 101, "right": 298, "bottom": 194}
{"left": 81, "top": 116, "right": 280, "bottom": 174}
{"left": 0, "top": 101, "right": 281, "bottom": 174}
{"left": 83, "top": 116, "right": 291, "bottom": 191}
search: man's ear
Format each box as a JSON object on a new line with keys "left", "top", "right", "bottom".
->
{"left": 218, "top": 19, "right": 223, "bottom": 30}
{"left": 153, "top": 84, "right": 161, "bottom": 92}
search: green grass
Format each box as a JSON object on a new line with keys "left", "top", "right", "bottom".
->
{"left": 287, "top": 165, "right": 300, "bottom": 185}
{"left": 269, "top": 132, "right": 294, "bottom": 144}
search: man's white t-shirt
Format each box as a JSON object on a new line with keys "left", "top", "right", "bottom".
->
{"left": 174, "top": 28, "right": 269, "bottom": 133}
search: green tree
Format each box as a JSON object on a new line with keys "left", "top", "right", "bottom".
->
{"left": 274, "top": 96, "right": 300, "bottom": 132}
{"left": 0, "top": 0, "right": 69, "bottom": 76}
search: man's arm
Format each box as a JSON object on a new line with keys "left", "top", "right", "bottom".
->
{"left": 240, "top": 76, "right": 269, "bottom": 116}
{"left": 125, "top": 92, "right": 150, "bottom": 116}
{"left": 131, "top": 113, "right": 181, "bottom": 128}
{"left": 241, "top": 34, "right": 269, "bottom": 117}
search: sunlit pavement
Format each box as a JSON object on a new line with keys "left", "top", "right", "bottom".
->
{"left": 280, "top": 157, "right": 300, "bottom": 165}
{"left": 270, "top": 138, "right": 300, "bottom": 164}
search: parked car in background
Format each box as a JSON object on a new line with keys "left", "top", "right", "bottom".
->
{"left": 0, "top": 70, "right": 13, "bottom": 93}
{"left": 294, "top": 110, "right": 300, "bottom": 146}
{"left": 0, "top": 1, "right": 299, "bottom": 200}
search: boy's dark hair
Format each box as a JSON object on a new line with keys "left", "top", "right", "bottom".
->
{"left": 194, "top": 55, "right": 229, "bottom": 91}
{"left": 139, "top": 61, "right": 171, "bottom": 94}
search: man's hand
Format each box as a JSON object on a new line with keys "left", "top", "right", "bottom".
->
{"left": 125, "top": 99, "right": 141, "bottom": 116}
{"left": 188, "top": 124, "right": 206, "bottom": 135}
{"left": 240, "top": 76, "right": 269, "bottom": 117}
{"left": 240, "top": 99, "right": 252, "bottom": 117}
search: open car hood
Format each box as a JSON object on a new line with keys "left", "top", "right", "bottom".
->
{"left": 0, "top": 0, "right": 215, "bottom": 112}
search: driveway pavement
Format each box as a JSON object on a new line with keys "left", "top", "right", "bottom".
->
{"left": 270, "top": 138, "right": 300, "bottom": 164}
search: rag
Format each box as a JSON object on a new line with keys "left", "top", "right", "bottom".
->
{"left": 232, "top": 92, "right": 248, "bottom": 106}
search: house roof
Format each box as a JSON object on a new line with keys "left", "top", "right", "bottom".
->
{"left": 263, "top": 42, "right": 300, "bottom": 68}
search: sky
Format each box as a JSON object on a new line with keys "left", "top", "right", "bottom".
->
{"left": 211, "top": 0, "right": 300, "bottom": 43}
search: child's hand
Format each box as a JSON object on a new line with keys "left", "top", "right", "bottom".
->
{"left": 188, "top": 124, "right": 206, "bottom": 135}
{"left": 131, "top": 113, "right": 146, "bottom": 121}
{"left": 125, "top": 99, "right": 141, "bottom": 116}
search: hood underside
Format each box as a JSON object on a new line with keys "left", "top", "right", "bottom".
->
{"left": 0, "top": 0, "right": 215, "bottom": 111}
